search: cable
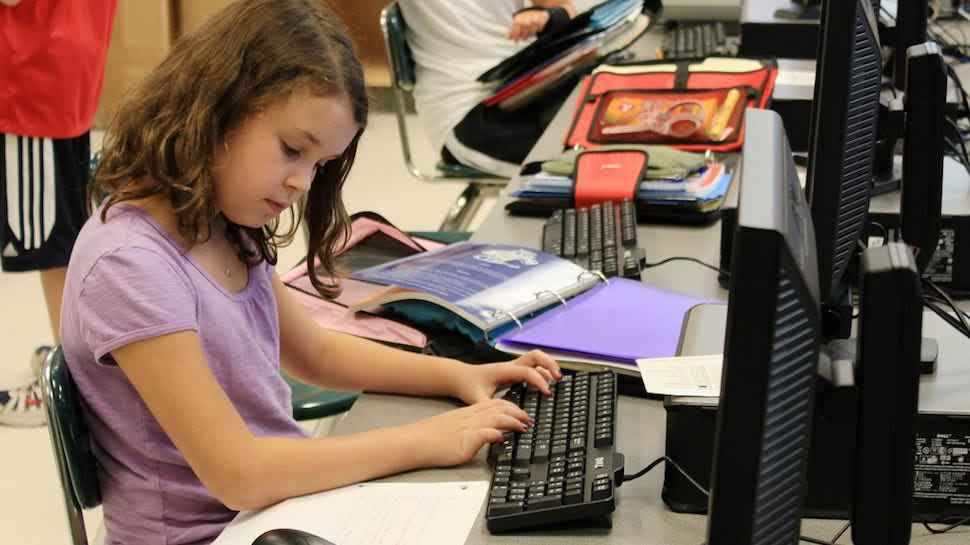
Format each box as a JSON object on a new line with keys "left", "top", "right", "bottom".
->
{"left": 923, "top": 298, "right": 970, "bottom": 339}
{"left": 626, "top": 457, "right": 841, "bottom": 545}
{"left": 622, "top": 455, "right": 667, "bottom": 483}
{"left": 924, "top": 277, "right": 970, "bottom": 335}
{"left": 921, "top": 517, "right": 970, "bottom": 534}
{"left": 622, "top": 455, "right": 709, "bottom": 498}
{"left": 642, "top": 256, "right": 729, "bottom": 278}
{"left": 830, "top": 521, "right": 850, "bottom": 543}
{"left": 868, "top": 221, "right": 889, "bottom": 242}
{"left": 799, "top": 537, "right": 835, "bottom": 545}
{"left": 923, "top": 298, "right": 970, "bottom": 337}
{"left": 946, "top": 117, "right": 970, "bottom": 169}
{"left": 924, "top": 292, "right": 970, "bottom": 317}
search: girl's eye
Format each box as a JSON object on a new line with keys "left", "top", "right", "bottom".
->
{"left": 281, "top": 142, "right": 301, "bottom": 158}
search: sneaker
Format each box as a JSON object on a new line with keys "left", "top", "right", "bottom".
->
{"left": 0, "top": 381, "right": 46, "bottom": 427}
{"left": 30, "top": 345, "right": 52, "bottom": 381}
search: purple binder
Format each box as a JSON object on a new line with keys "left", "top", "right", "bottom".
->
{"left": 498, "top": 278, "right": 714, "bottom": 365}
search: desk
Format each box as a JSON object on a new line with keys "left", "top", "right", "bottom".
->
{"left": 332, "top": 34, "right": 970, "bottom": 545}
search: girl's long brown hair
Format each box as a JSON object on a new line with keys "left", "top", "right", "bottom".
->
{"left": 92, "top": 0, "right": 368, "bottom": 298}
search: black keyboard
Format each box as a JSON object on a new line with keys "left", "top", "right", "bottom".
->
{"left": 661, "top": 22, "right": 737, "bottom": 59}
{"left": 485, "top": 371, "right": 623, "bottom": 533}
{"left": 541, "top": 199, "right": 644, "bottom": 279}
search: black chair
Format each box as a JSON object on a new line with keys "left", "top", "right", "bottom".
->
{"left": 40, "top": 346, "right": 102, "bottom": 545}
{"left": 379, "top": 2, "right": 507, "bottom": 231}
{"left": 40, "top": 347, "right": 359, "bottom": 545}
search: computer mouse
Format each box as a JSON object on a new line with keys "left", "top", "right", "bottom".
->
{"left": 251, "top": 528, "right": 336, "bottom": 545}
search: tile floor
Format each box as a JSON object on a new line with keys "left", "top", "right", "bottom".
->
{"left": 0, "top": 111, "right": 496, "bottom": 544}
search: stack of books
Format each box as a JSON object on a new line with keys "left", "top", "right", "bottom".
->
{"left": 507, "top": 161, "right": 734, "bottom": 222}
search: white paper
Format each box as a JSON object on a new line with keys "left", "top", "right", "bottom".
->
{"left": 775, "top": 69, "right": 816, "bottom": 88}
{"left": 495, "top": 340, "right": 640, "bottom": 376}
{"left": 212, "top": 481, "right": 488, "bottom": 545}
{"left": 636, "top": 354, "right": 723, "bottom": 397}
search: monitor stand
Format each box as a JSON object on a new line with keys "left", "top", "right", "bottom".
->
{"left": 872, "top": 139, "right": 902, "bottom": 197}
{"left": 872, "top": 157, "right": 902, "bottom": 196}
{"left": 825, "top": 337, "right": 938, "bottom": 375}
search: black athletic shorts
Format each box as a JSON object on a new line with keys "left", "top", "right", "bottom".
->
{"left": 0, "top": 132, "right": 90, "bottom": 271}
{"left": 448, "top": 79, "right": 577, "bottom": 166}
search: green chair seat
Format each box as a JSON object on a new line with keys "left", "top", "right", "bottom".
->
{"left": 434, "top": 160, "right": 495, "bottom": 179}
{"left": 283, "top": 374, "right": 359, "bottom": 421}
{"left": 406, "top": 230, "right": 473, "bottom": 245}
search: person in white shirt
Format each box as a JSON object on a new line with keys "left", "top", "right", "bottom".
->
{"left": 399, "top": 0, "right": 591, "bottom": 177}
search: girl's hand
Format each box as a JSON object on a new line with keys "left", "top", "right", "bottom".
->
{"left": 507, "top": 9, "right": 551, "bottom": 42}
{"left": 406, "top": 399, "right": 532, "bottom": 467}
{"left": 454, "top": 350, "right": 563, "bottom": 406}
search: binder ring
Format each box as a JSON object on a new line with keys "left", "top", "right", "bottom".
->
{"left": 578, "top": 270, "right": 610, "bottom": 285}
{"left": 535, "top": 290, "right": 568, "bottom": 307}
{"left": 494, "top": 308, "right": 523, "bottom": 329}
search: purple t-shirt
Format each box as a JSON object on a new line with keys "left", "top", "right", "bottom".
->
{"left": 60, "top": 204, "right": 306, "bottom": 545}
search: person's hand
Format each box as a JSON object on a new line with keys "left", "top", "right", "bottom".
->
{"left": 453, "top": 350, "right": 563, "bottom": 406}
{"left": 406, "top": 399, "right": 532, "bottom": 467}
{"left": 507, "top": 9, "right": 551, "bottom": 42}
{"left": 1, "top": 0, "right": 23, "bottom": 6}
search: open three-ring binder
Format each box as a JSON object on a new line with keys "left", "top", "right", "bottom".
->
{"left": 350, "top": 242, "right": 715, "bottom": 369}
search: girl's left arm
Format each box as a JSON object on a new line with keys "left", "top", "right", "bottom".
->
{"left": 272, "top": 273, "right": 561, "bottom": 403}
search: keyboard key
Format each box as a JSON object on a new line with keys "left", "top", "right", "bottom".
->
{"left": 564, "top": 488, "right": 584, "bottom": 505}
{"left": 489, "top": 499, "right": 524, "bottom": 516}
{"left": 533, "top": 442, "right": 550, "bottom": 461}
{"left": 542, "top": 211, "right": 564, "bottom": 256}
{"left": 592, "top": 480, "right": 612, "bottom": 501}
{"left": 576, "top": 207, "right": 590, "bottom": 255}
{"left": 491, "top": 486, "right": 509, "bottom": 498}
{"left": 563, "top": 209, "right": 577, "bottom": 258}
{"left": 526, "top": 495, "right": 563, "bottom": 511}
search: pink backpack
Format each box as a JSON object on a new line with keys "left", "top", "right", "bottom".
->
{"left": 280, "top": 213, "right": 446, "bottom": 351}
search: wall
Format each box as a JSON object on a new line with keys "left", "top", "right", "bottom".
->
{"left": 94, "top": 0, "right": 392, "bottom": 128}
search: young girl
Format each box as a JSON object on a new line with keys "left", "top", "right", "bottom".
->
{"left": 59, "top": 2, "right": 561, "bottom": 544}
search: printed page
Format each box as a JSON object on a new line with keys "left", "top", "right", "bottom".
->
{"left": 636, "top": 354, "right": 723, "bottom": 397}
{"left": 212, "top": 481, "right": 488, "bottom": 545}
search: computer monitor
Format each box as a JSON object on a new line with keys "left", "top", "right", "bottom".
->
{"left": 893, "top": 0, "right": 929, "bottom": 89}
{"left": 900, "top": 42, "right": 946, "bottom": 274}
{"left": 851, "top": 242, "right": 923, "bottom": 545}
{"left": 706, "top": 108, "right": 822, "bottom": 545}
{"left": 804, "top": 0, "right": 882, "bottom": 337}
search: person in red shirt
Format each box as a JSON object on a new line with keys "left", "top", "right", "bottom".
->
{"left": 0, "top": 0, "right": 116, "bottom": 426}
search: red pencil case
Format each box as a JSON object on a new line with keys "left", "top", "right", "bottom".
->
{"left": 588, "top": 86, "right": 750, "bottom": 146}
{"left": 564, "top": 57, "right": 778, "bottom": 153}
{"left": 571, "top": 149, "right": 649, "bottom": 209}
